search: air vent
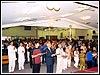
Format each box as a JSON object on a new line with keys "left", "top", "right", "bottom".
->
{"left": 55, "top": 19, "right": 61, "bottom": 21}
{"left": 86, "top": 22, "right": 90, "bottom": 24}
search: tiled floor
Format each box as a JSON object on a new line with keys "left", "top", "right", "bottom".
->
{"left": 2, "top": 61, "right": 80, "bottom": 74}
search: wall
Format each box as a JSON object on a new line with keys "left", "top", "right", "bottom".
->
{"left": 75, "top": 29, "right": 88, "bottom": 40}
{"left": 2, "top": 26, "right": 98, "bottom": 40}
{"left": 38, "top": 29, "right": 71, "bottom": 39}
{"left": 2, "top": 26, "right": 37, "bottom": 39}
{"left": 38, "top": 28, "right": 98, "bottom": 40}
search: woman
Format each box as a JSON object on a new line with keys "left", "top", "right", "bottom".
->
{"left": 31, "top": 42, "right": 44, "bottom": 73}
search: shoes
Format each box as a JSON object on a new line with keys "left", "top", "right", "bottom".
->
{"left": 63, "top": 68, "right": 66, "bottom": 70}
{"left": 9, "top": 71, "right": 14, "bottom": 73}
{"left": 9, "top": 71, "right": 12, "bottom": 73}
{"left": 22, "top": 67, "right": 24, "bottom": 70}
{"left": 74, "top": 65, "right": 78, "bottom": 68}
{"left": 75, "top": 66, "right": 79, "bottom": 69}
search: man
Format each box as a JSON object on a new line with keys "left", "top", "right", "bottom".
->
{"left": 7, "top": 41, "right": 17, "bottom": 73}
{"left": 40, "top": 41, "right": 47, "bottom": 64}
{"left": 28, "top": 43, "right": 35, "bottom": 68}
{"left": 45, "top": 41, "right": 55, "bottom": 73}
{"left": 74, "top": 47, "right": 79, "bottom": 68}
{"left": 86, "top": 49, "right": 93, "bottom": 69}
{"left": 52, "top": 43, "right": 64, "bottom": 73}
{"left": 18, "top": 42, "right": 25, "bottom": 70}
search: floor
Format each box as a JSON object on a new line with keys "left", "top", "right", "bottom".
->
{"left": 2, "top": 60, "right": 98, "bottom": 74}
{"left": 2, "top": 61, "right": 80, "bottom": 74}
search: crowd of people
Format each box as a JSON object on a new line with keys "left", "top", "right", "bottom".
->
{"left": 2, "top": 38, "right": 98, "bottom": 73}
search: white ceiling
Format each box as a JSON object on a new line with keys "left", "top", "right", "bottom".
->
{"left": 1, "top": 1, "right": 99, "bottom": 30}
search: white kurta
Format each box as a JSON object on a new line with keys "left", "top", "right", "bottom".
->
{"left": 74, "top": 50, "right": 79, "bottom": 68}
{"left": 62, "top": 51, "right": 68, "bottom": 70}
{"left": 56, "top": 48, "right": 63, "bottom": 73}
{"left": 66, "top": 46, "right": 71, "bottom": 68}
{"left": 18, "top": 46, "right": 25, "bottom": 70}
{"left": 7, "top": 45, "right": 17, "bottom": 72}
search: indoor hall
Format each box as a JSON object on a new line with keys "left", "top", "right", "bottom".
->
{"left": 1, "top": 1, "right": 99, "bottom": 74}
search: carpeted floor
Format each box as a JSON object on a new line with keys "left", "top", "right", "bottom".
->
{"left": 73, "top": 67, "right": 98, "bottom": 73}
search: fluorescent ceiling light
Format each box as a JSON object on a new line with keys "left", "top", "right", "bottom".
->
{"left": 76, "top": 5, "right": 90, "bottom": 11}
{"left": 80, "top": 16, "right": 91, "bottom": 20}
{"left": 76, "top": 8, "right": 85, "bottom": 11}
{"left": 61, "top": 13, "right": 74, "bottom": 17}
{"left": 14, "top": 17, "right": 31, "bottom": 22}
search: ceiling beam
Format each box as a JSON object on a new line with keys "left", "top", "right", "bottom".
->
{"left": 74, "top": 2, "right": 98, "bottom": 9}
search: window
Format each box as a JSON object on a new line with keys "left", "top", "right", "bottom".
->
{"left": 78, "top": 36, "right": 85, "bottom": 40}
{"left": 92, "top": 36, "right": 98, "bottom": 39}
{"left": 24, "top": 26, "right": 31, "bottom": 30}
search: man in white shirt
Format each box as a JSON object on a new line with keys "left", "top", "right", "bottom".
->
{"left": 18, "top": 42, "right": 25, "bottom": 70}
{"left": 74, "top": 47, "right": 79, "bottom": 68}
{"left": 7, "top": 41, "right": 17, "bottom": 73}
{"left": 52, "top": 43, "right": 64, "bottom": 73}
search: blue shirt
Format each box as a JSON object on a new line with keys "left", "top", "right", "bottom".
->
{"left": 86, "top": 51, "right": 93, "bottom": 61}
{"left": 40, "top": 45, "right": 47, "bottom": 53}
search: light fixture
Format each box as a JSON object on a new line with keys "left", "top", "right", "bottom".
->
{"left": 80, "top": 16, "right": 91, "bottom": 20}
{"left": 46, "top": 2, "right": 60, "bottom": 11}
{"left": 76, "top": 5, "right": 90, "bottom": 12}
{"left": 53, "top": 3, "right": 60, "bottom": 11}
{"left": 46, "top": 3, "right": 54, "bottom": 10}
{"left": 61, "top": 13, "right": 74, "bottom": 17}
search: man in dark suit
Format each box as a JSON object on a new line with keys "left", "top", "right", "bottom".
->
{"left": 45, "top": 41, "right": 55, "bottom": 73}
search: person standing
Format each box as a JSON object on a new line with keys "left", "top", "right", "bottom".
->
{"left": 18, "top": 42, "right": 25, "bottom": 70}
{"left": 74, "top": 47, "right": 79, "bottom": 68}
{"left": 28, "top": 43, "right": 35, "bottom": 68}
{"left": 62, "top": 47, "right": 68, "bottom": 70}
{"left": 7, "top": 41, "right": 17, "bottom": 73}
{"left": 80, "top": 43, "right": 87, "bottom": 53}
{"left": 92, "top": 50, "right": 98, "bottom": 67}
{"left": 40, "top": 41, "right": 47, "bottom": 64}
{"left": 23, "top": 41, "right": 28, "bottom": 64}
{"left": 66, "top": 46, "right": 71, "bottom": 68}
{"left": 31, "top": 42, "right": 43, "bottom": 73}
{"left": 79, "top": 49, "right": 86, "bottom": 70}
{"left": 86, "top": 49, "right": 93, "bottom": 69}
{"left": 45, "top": 41, "right": 55, "bottom": 73}
{"left": 52, "top": 43, "right": 64, "bottom": 73}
